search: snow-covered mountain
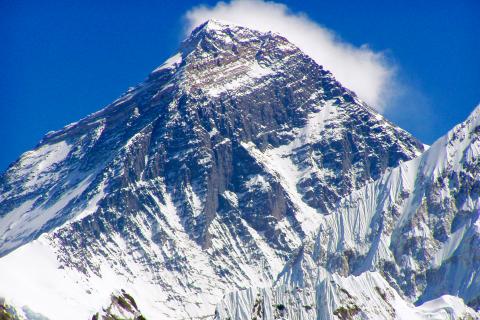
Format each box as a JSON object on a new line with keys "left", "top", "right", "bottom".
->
{"left": 216, "top": 104, "right": 480, "bottom": 319}
{"left": 0, "top": 20, "right": 477, "bottom": 320}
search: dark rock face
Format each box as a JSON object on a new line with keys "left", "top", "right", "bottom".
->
{"left": 0, "top": 20, "right": 425, "bottom": 318}
{"left": 92, "top": 290, "right": 146, "bottom": 320}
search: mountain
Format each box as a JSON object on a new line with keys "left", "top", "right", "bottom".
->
{"left": 215, "top": 105, "right": 480, "bottom": 319}
{"left": 0, "top": 19, "right": 477, "bottom": 319}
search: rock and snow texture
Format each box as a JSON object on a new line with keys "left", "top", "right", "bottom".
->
{"left": 215, "top": 104, "right": 480, "bottom": 319}
{"left": 0, "top": 19, "right": 476, "bottom": 320}
{"left": 92, "top": 290, "right": 146, "bottom": 320}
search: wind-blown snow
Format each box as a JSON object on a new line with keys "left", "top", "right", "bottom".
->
{"left": 0, "top": 175, "right": 94, "bottom": 254}
{"left": 207, "top": 61, "right": 274, "bottom": 97}
{"left": 17, "top": 141, "right": 72, "bottom": 190}
{"left": 152, "top": 52, "right": 182, "bottom": 73}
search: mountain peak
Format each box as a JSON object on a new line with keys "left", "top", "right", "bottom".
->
{"left": 174, "top": 20, "right": 304, "bottom": 97}
{"left": 181, "top": 19, "right": 264, "bottom": 53}
{"left": 186, "top": 19, "right": 242, "bottom": 43}
{"left": 193, "top": 19, "right": 236, "bottom": 33}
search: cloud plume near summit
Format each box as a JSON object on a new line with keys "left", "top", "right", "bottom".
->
{"left": 185, "top": 0, "right": 396, "bottom": 112}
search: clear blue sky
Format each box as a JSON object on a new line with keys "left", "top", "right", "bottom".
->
{"left": 1, "top": 0, "right": 479, "bottom": 172}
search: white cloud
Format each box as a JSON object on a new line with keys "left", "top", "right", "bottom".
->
{"left": 184, "top": 0, "right": 396, "bottom": 112}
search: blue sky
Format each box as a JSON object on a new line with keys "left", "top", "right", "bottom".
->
{"left": 1, "top": 0, "right": 479, "bottom": 172}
